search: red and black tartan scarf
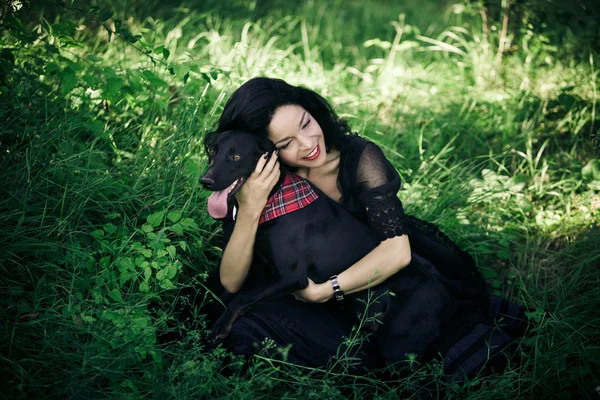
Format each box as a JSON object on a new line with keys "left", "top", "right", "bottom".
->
{"left": 259, "top": 173, "right": 318, "bottom": 224}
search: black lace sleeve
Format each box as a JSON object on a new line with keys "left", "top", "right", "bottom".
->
{"left": 356, "top": 142, "right": 409, "bottom": 241}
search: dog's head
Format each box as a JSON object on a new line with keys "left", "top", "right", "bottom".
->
{"left": 201, "top": 130, "right": 276, "bottom": 219}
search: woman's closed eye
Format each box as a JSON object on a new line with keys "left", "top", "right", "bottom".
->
{"left": 277, "top": 118, "right": 310, "bottom": 150}
{"left": 278, "top": 141, "right": 292, "bottom": 150}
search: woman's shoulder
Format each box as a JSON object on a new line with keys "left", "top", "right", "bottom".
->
{"left": 339, "top": 133, "right": 374, "bottom": 155}
{"left": 337, "top": 134, "right": 397, "bottom": 209}
{"left": 338, "top": 134, "right": 383, "bottom": 190}
{"left": 340, "top": 134, "right": 387, "bottom": 165}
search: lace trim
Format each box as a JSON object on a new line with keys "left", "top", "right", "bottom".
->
{"left": 363, "top": 194, "right": 409, "bottom": 241}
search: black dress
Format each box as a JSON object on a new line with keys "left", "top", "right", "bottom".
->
{"left": 212, "top": 135, "right": 528, "bottom": 380}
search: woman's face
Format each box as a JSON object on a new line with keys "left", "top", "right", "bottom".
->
{"left": 268, "top": 104, "right": 327, "bottom": 169}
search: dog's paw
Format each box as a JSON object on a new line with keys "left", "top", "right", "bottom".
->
{"left": 208, "top": 331, "right": 228, "bottom": 347}
{"left": 209, "top": 314, "right": 233, "bottom": 346}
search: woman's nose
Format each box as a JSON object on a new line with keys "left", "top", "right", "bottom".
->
{"left": 297, "top": 132, "right": 312, "bottom": 149}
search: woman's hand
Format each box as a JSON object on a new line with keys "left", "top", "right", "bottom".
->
{"left": 235, "top": 151, "right": 280, "bottom": 217}
{"left": 293, "top": 278, "right": 333, "bottom": 303}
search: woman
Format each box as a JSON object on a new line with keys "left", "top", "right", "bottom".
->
{"left": 204, "top": 77, "right": 528, "bottom": 379}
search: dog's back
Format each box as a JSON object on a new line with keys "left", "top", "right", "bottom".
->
{"left": 251, "top": 182, "right": 455, "bottom": 363}
{"left": 254, "top": 183, "right": 380, "bottom": 284}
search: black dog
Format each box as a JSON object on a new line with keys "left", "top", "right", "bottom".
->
{"left": 201, "top": 130, "right": 456, "bottom": 365}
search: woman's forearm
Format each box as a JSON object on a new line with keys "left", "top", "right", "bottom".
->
{"left": 339, "top": 235, "right": 411, "bottom": 294}
{"left": 218, "top": 151, "right": 281, "bottom": 293}
{"left": 313, "top": 235, "right": 412, "bottom": 301}
{"left": 219, "top": 208, "right": 261, "bottom": 293}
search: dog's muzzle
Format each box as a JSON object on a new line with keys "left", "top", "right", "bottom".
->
{"left": 201, "top": 177, "right": 215, "bottom": 189}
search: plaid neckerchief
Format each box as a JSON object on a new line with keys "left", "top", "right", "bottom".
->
{"left": 259, "top": 173, "right": 319, "bottom": 224}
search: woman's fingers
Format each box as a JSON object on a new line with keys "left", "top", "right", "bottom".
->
{"left": 255, "top": 151, "right": 280, "bottom": 192}
{"left": 258, "top": 151, "right": 279, "bottom": 178}
{"left": 253, "top": 152, "right": 270, "bottom": 175}
{"left": 235, "top": 151, "right": 279, "bottom": 205}
{"left": 292, "top": 291, "right": 306, "bottom": 302}
{"left": 266, "top": 162, "right": 280, "bottom": 186}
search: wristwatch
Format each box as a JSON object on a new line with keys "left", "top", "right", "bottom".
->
{"left": 329, "top": 275, "right": 345, "bottom": 301}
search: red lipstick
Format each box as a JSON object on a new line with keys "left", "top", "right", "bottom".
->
{"left": 302, "top": 144, "right": 320, "bottom": 161}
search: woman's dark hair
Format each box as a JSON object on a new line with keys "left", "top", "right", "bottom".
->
{"left": 204, "top": 77, "right": 351, "bottom": 158}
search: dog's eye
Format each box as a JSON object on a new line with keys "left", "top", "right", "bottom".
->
{"left": 232, "top": 154, "right": 241, "bottom": 161}
{"left": 207, "top": 148, "right": 216, "bottom": 157}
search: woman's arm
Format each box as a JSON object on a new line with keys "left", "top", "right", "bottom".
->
{"left": 293, "top": 140, "right": 411, "bottom": 303}
{"left": 219, "top": 210, "right": 260, "bottom": 293}
{"left": 220, "top": 152, "right": 280, "bottom": 293}
{"left": 338, "top": 234, "right": 411, "bottom": 294}
{"left": 294, "top": 235, "right": 411, "bottom": 303}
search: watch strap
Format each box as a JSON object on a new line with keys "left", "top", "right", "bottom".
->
{"left": 329, "top": 275, "right": 345, "bottom": 301}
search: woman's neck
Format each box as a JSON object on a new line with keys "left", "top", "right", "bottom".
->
{"left": 295, "top": 149, "right": 341, "bottom": 180}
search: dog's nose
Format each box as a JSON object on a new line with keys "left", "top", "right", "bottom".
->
{"left": 201, "top": 177, "right": 214, "bottom": 189}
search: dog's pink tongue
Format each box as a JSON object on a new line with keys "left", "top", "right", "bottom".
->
{"left": 207, "top": 189, "right": 229, "bottom": 219}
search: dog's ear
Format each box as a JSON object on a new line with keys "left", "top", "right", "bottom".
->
{"left": 203, "top": 130, "right": 220, "bottom": 157}
{"left": 257, "top": 136, "right": 276, "bottom": 154}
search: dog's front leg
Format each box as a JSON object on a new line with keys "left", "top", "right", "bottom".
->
{"left": 209, "top": 277, "right": 307, "bottom": 345}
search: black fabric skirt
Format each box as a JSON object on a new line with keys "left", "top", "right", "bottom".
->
{"left": 199, "top": 217, "right": 529, "bottom": 380}
{"left": 217, "top": 272, "right": 528, "bottom": 380}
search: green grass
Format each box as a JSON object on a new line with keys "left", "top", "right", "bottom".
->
{"left": 1, "top": 0, "right": 599, "bottom": 398}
